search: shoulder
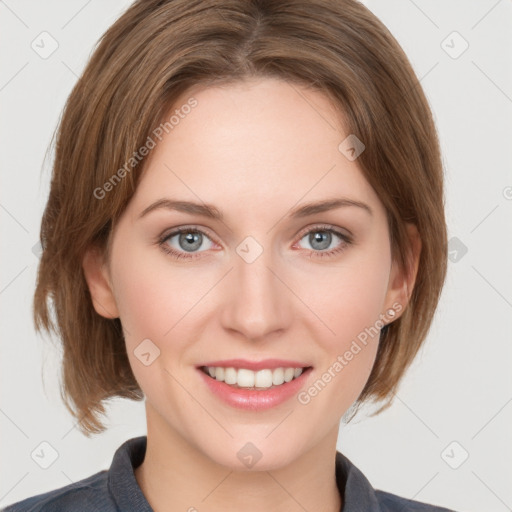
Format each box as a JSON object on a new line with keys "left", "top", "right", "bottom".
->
{"left": 1, "top": 436, "right": 147, "bottom": 512}
{"left": 335, "top": 450, "right": 460, "bottom": 512}
{"left": 0, "top": 470, "right": 114, "bottom": 512}
{"left": 376, "top": 489, "right": 458, "bottom": 512}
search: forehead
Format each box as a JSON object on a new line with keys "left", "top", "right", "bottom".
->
{"left": 128, "top": 77, "right": 382, "bottom": 220}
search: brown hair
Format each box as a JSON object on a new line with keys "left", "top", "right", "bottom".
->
{"left": 33, "top": 0, "right": 447, "bottom": 435}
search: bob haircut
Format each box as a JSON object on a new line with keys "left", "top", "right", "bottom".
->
{"left": 33, "top": 0, "right": 447, "bottom": 435}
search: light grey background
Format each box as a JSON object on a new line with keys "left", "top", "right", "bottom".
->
{"left": 1, "top": 1, "right": 511, "bottom": 511}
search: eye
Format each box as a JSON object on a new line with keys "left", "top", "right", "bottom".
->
{"left": 294, "top": 224, "right": 353, "bottom": 259}
{"left": 158, "top": 227, "right": 216, "bottom": 260}
{"left": 157, "top": 224, "right": 353, "bottom": 261}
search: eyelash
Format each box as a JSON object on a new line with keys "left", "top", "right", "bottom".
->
{"left": 157, "top": 224, "right": 353, "bottom": 261}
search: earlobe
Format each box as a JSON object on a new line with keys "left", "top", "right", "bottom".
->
{"left": 384, "top": 223, "right": 422, "bottom": 320}
{"left": 82, "top": 246, "right": 120, "bottom": 319}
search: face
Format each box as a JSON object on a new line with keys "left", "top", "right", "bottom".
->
{"left": 84, "top": 77, "right": 416, "bottom": 471}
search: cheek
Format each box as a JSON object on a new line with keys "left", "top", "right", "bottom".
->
{"left": 334, "top": 266, "right": 389, "bottom": 341}
{"left": 111, "top": 248, "right": 201, "bottom": 397}
{"left": 298, "top": 245, "right": 391, "bottom": 344}
{"left": 294, "top": 244, "right": 391, "bottom": 399}
{"left": 111, "top": 244, "right": 216, "bottom": 365}
{"left": 110, "top": 243, "right": 183, "bottom": 342}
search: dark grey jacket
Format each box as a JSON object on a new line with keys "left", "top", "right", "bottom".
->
{"left": 1, "top": 436, "right": 459, "bottom": 511}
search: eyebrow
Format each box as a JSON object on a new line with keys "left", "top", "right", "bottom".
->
{"left": 137, "top": 197, "right": 373, "bottom": 221}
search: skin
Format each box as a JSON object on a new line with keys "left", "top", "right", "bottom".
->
{"left": 83, "top": 77, "right": 421, "bottom": 512}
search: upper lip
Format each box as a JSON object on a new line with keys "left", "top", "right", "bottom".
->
{"left": 197, "top": 359, "right": 312, "bottom": 371}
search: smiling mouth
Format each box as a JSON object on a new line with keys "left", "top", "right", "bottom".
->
{"left": 199, "top": 365, "right": 312, "bottom": 390}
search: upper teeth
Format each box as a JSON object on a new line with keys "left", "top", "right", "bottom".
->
{"left": 204, "top": 366, "right": 304, "bottom": 389}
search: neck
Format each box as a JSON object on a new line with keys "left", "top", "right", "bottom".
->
{"left": 134, "top": 403, "right": 342, "bottom": 512}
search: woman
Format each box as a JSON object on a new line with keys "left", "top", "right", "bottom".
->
{"left": 2, "top": 0, "right": 458, "bottom": 510}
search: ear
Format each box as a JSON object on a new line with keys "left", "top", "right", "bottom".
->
{"left": 82, "top": 245, "right": 120, "bottom": 319}
{"left": 384, "top": 223, "right": 422, "bottom": 320}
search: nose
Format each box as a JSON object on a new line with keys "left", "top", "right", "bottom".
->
{"left": 220, "top": 243, "right": 292, "bottom": 341}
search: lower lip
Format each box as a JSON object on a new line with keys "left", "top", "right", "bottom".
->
{"left": 197, "top": 367, "right": 313, "bottom": 411}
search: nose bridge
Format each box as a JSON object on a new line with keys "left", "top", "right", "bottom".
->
{"left": 221, "top": 235, "right": 290, "bottom": 339}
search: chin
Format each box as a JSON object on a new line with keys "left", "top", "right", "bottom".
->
{"left": 199, "top": 435, "right": 304, "bottom": 472}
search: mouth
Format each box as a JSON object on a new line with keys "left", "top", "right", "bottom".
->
{"left": 194, "top": 357, "right": 314, "bottom": 410}
{"left": 196, "top": 363, "right": 314, "bottom": 410}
